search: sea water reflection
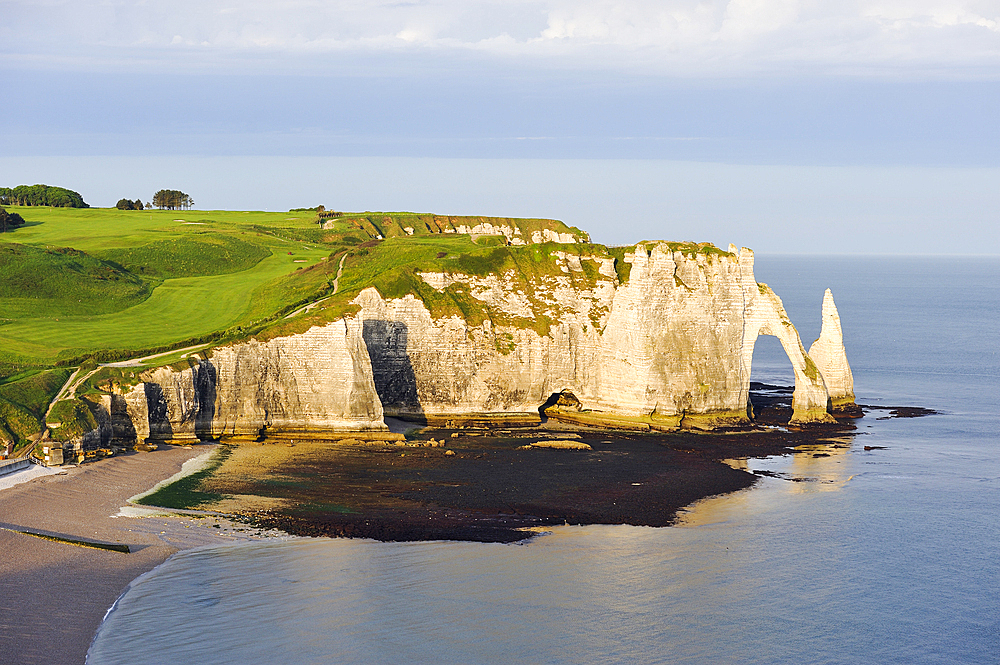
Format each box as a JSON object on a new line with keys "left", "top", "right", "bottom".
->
{"left": 88, "top": 443, "right": 881, "bottom": 665}
{"left": 90, "top": 424, "right": 996, "bottom": 665}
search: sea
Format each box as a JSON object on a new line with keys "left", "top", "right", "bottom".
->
{"left": 87, "top": 256, "right": 999, "bottom": 665}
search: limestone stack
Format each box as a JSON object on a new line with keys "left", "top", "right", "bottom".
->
{"left": 808, "top": 289, "right": 858, "bottom": 413}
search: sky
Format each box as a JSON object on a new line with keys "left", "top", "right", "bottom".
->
{"left": 2, "top": 0, "right": 999, "bottom": 252}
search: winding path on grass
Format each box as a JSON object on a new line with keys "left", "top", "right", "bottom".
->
{"left": 28, "top": 367, "right": 101, "bottom": 458}
{"left": 29, "top": 251, "right": 342, "bottom": 453}
{"left": 100, "top": 343, "right": 211, "bottom": 369}
{"left": 284, "top": 252, "right": 347, "bottom": 320}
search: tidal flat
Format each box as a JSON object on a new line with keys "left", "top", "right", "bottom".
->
{"left": 147, "top": 416, "right": 899, "bottom": 544}
{"left": 132, "top": 380, "right": 934, "bottom": 544}
{"left": 0, "top": 392, "right": 931, "bottom": 665}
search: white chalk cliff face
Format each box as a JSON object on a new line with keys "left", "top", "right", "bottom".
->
{"left": 122, "top": 319, "right": 385, "bottom": 442}
{"left": 119, "top": 242, "right": 853, "bottom": 440}
{"left": 357, "top": 243, "right": 844, "bottom": 427}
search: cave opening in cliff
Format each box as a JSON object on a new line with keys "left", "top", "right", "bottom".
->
{"left": 538, "top": 390, "right": 581, "bottom": 421}
{"left": 749, "top": 335, "right": 795, "bottom": 424}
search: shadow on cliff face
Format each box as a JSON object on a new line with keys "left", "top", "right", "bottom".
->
{"left": 195, "top": 359, "right": 217, "bottom": 441}
{"left": 144, "top": 383, "right": 172, "bottom": 442}
{"left": 362, "top": 320, "right": 424, "bottom": 422}
{"left": 110, "top": 394, "right": 138, "bottom": 445}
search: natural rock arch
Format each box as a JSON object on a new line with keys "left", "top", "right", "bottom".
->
{"left": 735, "top": 250, "right": 835, "bottom": 424}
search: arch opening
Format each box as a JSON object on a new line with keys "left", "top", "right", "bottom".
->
{"left": 748, "top": 334, "right": 797, "bottom": 426}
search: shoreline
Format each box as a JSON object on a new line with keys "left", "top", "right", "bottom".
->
{"left": 2, "top": 397, "right": 925, "bottom": 664}
{"left": 0, "top": 444, "right": 287, "bottom": 665}
{"left": 230, "top": 422, "right": 850, "bottom": 543}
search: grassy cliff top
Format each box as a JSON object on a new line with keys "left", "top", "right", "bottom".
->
{"left": 0, "top": 205, "right": 728, "bottom": 378}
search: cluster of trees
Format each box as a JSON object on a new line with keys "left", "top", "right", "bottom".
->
{"left": 116, "top": 198, "right": 147, "bottom": 210}
{"left": 152, "top": 190, "right": 193, "bottom": 210}
{"left": 0, "top": 207, "right": 26, "bottom": 233}
{"left": 0, "top": 185, "right": 88, "bottom": 208}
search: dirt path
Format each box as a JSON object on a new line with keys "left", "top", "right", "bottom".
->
{"left": 100, "top": 343, "right": 209, "bottom": 369}
{"left": 43, "top": 368, "right": 79, "bottom": 422}
{"left": 283, "top": 252, "right": 347, "bottom": 320}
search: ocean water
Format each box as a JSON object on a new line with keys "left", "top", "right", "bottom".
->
{"left": 88, "top": 256, "right": 999, "bottom": 665}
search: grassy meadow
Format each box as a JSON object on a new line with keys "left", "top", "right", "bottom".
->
{"left": 0, "top": 207, "right": 337, "bottom": 366}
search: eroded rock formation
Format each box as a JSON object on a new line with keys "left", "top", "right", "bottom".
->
{"left": 808, "top": 288, "right": 857, "bottom": 413}
{"left": 110, "top": 242, "right": 852, "bottom": 441}
{"left": 121, "top": 319, "right": 385, "bottom": 443}
{"left": 357, "top": 243, "right": 837, "bottom": 427}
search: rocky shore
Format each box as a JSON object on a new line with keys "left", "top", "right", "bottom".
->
{"left": 222, "top": 420, "right": 853, "bottom": 544}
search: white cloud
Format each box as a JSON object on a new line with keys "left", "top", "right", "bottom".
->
{"left": 2, "top": 0, "right": 999, "bottom": 76}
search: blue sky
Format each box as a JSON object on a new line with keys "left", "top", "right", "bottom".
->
{"left": 2, "top": 0, "right": 998, "bottom": 252}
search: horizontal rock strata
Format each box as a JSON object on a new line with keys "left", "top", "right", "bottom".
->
{"left": 120, "top": 319, "right": 385, "bottom": 443}
{"left": 356, "top": 244, "right": 843, "bottom": 428}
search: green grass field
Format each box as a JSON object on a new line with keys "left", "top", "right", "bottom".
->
{"left": 0, "top": 207, "right": 339, "bottom": 365}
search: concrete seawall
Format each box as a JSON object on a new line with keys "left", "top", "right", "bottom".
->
{"left": 0, "top": 458, "right": 32, "bottom": 477}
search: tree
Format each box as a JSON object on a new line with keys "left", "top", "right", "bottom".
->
{"left": 152, "top": 189, "right": 193, "bottom": 210}
{"left": 116, "top": 198, "right": 146, "bottom": 211}
{"left": 0, "top": 207, "right": 26, "bottom": 233}
{"left": 0, "top": 184, "right": 88, "bottom": 208}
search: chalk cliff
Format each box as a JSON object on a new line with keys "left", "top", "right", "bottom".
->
{"left": 121, "top": 318, "right": 385, "bottom": 443}
{"left": 356, "top": 243, "right": 836, "bottom": 427}
{"left": 103, "top": 241, "right": 850, "bottom": 442}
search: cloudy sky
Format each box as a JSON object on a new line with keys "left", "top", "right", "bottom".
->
{"left": 2, "top": 1, "right": 998, "bottom": 251}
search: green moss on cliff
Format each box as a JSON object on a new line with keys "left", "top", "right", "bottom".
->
{"left": 661, "top": 241, "right": 733, "bottom": 259}
{"left": 324, "top": 213, "right": 589, "bottom": 244}
{"left": 0, "top": 200, "right": 742, "bottom": 442}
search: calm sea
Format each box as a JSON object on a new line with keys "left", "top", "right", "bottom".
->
{"left": 88, "top": 256, "right": 999, "bottom": 665}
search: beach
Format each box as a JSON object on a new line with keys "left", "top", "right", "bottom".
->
{"left": 0, "top": 393, "right": 917, "bottom": 664}
{"left": 0, "top": 422, "right": 822, "bottom": 664}
{"left": 0, "top": 445, "right": 281, "bottom": 665}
